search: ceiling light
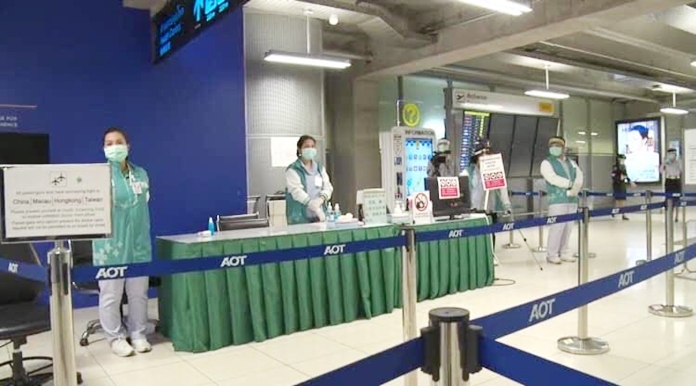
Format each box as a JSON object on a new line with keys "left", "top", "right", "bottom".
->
{"left": 525, "top": 90, "right": 570, "bottom": 100}
{"left": 329, "top": 14, "right": 339, "bottom": 25}
{"left": 578, "top": 131, "right": 586, "bottom": 135}
{"left": 660, "top": 107, "right": 689, "bottom": 115}
{"left": 691, "top": 60, "right": 696, "bottom": 67}
{"left": 591, "top": 132, "right": 598, "bottom": 136}
{"left": 575, "top": 140, "right": 586, "bottom": 144}
{"left": 459, "top": 0, "right": 532, "bottom": 16}
{"left": 264, "top": 50, "right": 352, "bottom": 69}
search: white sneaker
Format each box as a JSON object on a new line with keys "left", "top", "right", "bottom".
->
{"left": 111, "top": 339, "right": 135, "bottom": 357}
{"left": 131, "top": 339, "right": 152, "bottom": 353}
{"left": 560, "top": 255, "right": 577, "bottom": 263}
{"left": 546, "top": 256, "right": 561, "bottom": 265}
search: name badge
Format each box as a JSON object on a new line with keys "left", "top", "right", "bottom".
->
{"left": 315, "top": 175, "right": 323, "bottom": 188}
{"left": 132, "top": 182, "right": 143, "bottom": 195}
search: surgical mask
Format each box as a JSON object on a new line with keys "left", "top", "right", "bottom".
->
{"left": 619, "top": 160, "right": 625, "bottom": 165}
{"left": 668, "top": 153, "right": 676, "bottom": 161}
{"left": 549, "top": 147, "right": 563, "bottom": 157}
{"left": 104, "top": 144, "right": 128, "bottom": 163}
{"left": 301, "top": 147, "right": 317, "bottom": 161}
{"left": 437, "top": 144, "right": 450, "bottom": 153}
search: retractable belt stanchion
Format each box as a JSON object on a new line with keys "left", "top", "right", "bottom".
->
{"left": 676, "top": 198, "right": 696, "bottom": 276}
{"left": 574, "top": 190, "right": 596, "bottom": 259}
{"left": 49, "top": 240, "right": 79, "bottom": 386}
{"left": 557, "top": 206, "right": 610, "bottom": 355}
{"left": 637, "top": 190, "right": 653, "bottom": 266}
{"left": 536, "top": 190, "right": 547, "bottom": 253}
{"left": 502, "top": 228, "right": 520, "bottom": 249}
{"left": 401, "top": 226, "right": 418, "bottom": 386}
{"left": 648, "top": 198, "right": 694, "bottom": 318}
{"left": 421, "top": 308, "right": 482, "bottom": 386}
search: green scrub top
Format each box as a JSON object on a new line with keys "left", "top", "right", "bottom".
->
{"left": 93, "top": 162, "right": 152, "bottom": 267}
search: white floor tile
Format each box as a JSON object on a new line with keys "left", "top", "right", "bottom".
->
{"left": 185, "top": 346, "right": 285, "bottom": 381}
{"left": 108, "top": 362, "right": 211, "bottom": 386}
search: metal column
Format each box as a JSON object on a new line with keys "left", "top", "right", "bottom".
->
{"left": 402, "top": 226, "right": 418, "bottom": 386}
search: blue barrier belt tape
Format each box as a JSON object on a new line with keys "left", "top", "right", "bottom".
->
{"left": 294, "top": 338, "right": 424, "bottom": 386}
{"left": 510, "top": 190, "right": 696, "bottom": 199}
{"left": 72, "top": 236, "right": 405, "bottom": 282}
{"left": 472, "top": 243, "right": 696, "bottom": 340}
{"left": 0, "top": 256, "right": 48, "bottom": 283}
{"left": 479, "top": 338, "right": 617, "bottom": 386}
{"left": 589, "top": 202, "right": 664, "bottom": 217}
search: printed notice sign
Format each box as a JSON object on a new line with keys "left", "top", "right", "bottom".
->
{"left": 1, "top": 164, "right": 112, "bottom": 241}
{"left": 410, "top": 191, "right": 432, "bottom": 225}
{"left": 479, "top": 154, "right": 507, "bottom": 191}
{"left": 437, "top": 177, "right": 460, "bottom": 200}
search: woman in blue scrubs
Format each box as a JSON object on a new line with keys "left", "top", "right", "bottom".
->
{"left": 92, "top": 128, "right": 153, "bottom": 357}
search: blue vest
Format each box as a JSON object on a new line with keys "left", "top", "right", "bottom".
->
{"left": 546, "top": 156, "right": 578, "bottom": 205}
{"left": 285, "top": 159, "right": 328, "bottom": 225}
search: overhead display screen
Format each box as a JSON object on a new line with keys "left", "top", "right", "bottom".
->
{"left": 152, "top": 0, "right": 248, "bottom": 63}
{"left": 616, "top": 118, "right": 661, "bottom": 183}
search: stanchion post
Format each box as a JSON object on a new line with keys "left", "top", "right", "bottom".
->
{"left": 648, "top": 199, "right": 693, "bottom": 318}
{"left": 502, "top": 227, "right": 520, "bottom": 249}
{"left": 536, "top": 190, "right": 547, "bottom": 252}
{"left": 682, "top": 198, "right": 687, "bottom": 247}
{"left": 421, "top": 308, "right": 481, "bottom": 386}
{"left": 638, "top": 191, "right": 653, "bottom": 266}
{"left": 48, "top": 240, "right": 79, "bottom": 386}
{"left": 558, "top": 206, "right": 610, "bottom": 355}
{"left": 401, "top": 226, "right": 418, "bottom": 386}
{"left": 574, "top": 190, "right": 596, "bottom": 259}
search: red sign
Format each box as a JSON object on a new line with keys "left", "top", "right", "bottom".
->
{"left": 479, "top": 154, "right": 508, "bottom": 191}
{"left": 437, "top": 177, "right": 460, "bottom": 199}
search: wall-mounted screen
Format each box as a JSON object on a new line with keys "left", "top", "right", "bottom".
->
{"left": 152, "top": 0, "right": 248, "bottom": 64}
{"left": 616, "top": 118, "right": 661, "bottom": 183}
{"left": 404, "top": 138, "right": 433, "bottom": 197}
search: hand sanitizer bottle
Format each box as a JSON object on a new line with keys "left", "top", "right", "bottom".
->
{"left": 334, "top": 203, "right": 341, "bottom": 221}
{"left": 326, "top": 202, "right": 335, "bottom": 229}
{"left": 208, "top": 217, "right": 216, "bottom": 236}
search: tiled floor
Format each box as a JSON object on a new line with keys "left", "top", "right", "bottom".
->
{"left": 4, "top": 207, "right": 696, "bottom": 385}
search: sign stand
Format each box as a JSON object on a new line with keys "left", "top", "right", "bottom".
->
{"left": 479, "top": 154, "right": 518, "bottom": 254}
{"left": 0, "top": 164, "right": 112, "bottom": 386}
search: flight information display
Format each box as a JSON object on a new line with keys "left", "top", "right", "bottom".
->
{"left": 404, "top": 138, "right": 433, "bottom": 197}
{"left": 459, "top": 111, "right": 490, "bottom": 171}
{"left": 152, "top": 0, "right": 248, "bottom": 63}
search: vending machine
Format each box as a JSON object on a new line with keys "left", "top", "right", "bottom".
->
{"left": 380, "top": 126, "right": 437, "bottom": 212}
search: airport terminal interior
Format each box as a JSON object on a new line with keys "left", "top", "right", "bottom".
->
{"left": 4, "top": 0, "right": 696, "bottom": 385}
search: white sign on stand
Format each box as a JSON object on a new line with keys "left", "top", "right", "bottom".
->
{"left": 362, "top": 189, "right": 388, "bottom": 225}
{"left": 437, "top": 177, "right": 460, "bottom": 200}
{"left": 410, "top": 191, "right": 432, "bottom": 225}
{"left": 683, "top": 129, "right": 696, "bottom": 185}
{"left": 1, "top": 164, "right": 112, "bottom": 242}
{"left": 479, "top": 154, "right": 508, "bottom": 191}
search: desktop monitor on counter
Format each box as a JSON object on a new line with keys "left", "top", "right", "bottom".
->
{"left": 425, "top": 176, "right": 471, "bottom": 219}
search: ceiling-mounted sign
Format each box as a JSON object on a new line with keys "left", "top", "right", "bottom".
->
{"left": 453, "top": 89, "right": 556, "bottom": 116}
{"left": 401, "top": 103, "right": 422, "bottom": 127}
{"left": 152, "top": 0, "right": 249, "bottom": 64}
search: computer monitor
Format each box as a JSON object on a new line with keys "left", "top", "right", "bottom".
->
{"left": 425, "top": 176, "right": 471, "bottom": 219}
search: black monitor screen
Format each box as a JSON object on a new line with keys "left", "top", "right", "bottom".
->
{"left": 425, "top": 176, "right": 471, "bottom": 218}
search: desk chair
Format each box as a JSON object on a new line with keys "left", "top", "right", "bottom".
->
{"left": 0, "top": 242, "right": 82, "bottom": 385}
{"left": 68, "top": 240, "right": 160, "bottom": 347}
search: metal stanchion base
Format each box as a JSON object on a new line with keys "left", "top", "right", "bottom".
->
{"left": 535, "top": 246, "right": 547, "bottom": 252}
{"left": 502, "top": 243, "right": 521, "bottom": 249}
{"left": 648, "top": 304, "right": 694, "bottom": 318}
{"left": 557, "top": 336, "right": 610, "bottom": 355}
{"left": 636, "top": 259, "right": 647, "bottom": 266}
{"left": 574, "top": 252, "right": 597, "bottom": 258}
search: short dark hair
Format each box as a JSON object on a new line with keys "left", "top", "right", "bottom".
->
{"left": 104, "top": 127, "right": 129, "bottom": 143}
{"left": 296, "top": 135, "right": 316, "bottom": 157}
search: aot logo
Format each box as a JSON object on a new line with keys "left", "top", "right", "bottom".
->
{"left": 502, "top": 223, "right": 515, "bottom": 231}
{"left": 95, "top": 266, "right": 128, "bottom": 280}
{"left": 220, "top": 255, "right": 247, "bottom": 268}
{"left": 640, "top": 205, "right": 647, "bottom": 211}
{"left": 675, "top": 251, "right": 685, "bottom": 265}
{"left": 546, "top": 217, "right": 557, "bottom": 225}
{"left": 529, "top": 298, "right": 556, "bottom": 323}
{"left": 449, "top": 229, "right": 464, "bottom": 238}
{"left": 7, "top": 262, "right": 18, "bottom": 274}
{"left": 611, "top": 208, "right": 620, "bottom": 215}
{"left": 324, "top": 244, "right": 347, "bottom": 256}
{"left": 618, "top": 270, "right": 635, "bottom": 289}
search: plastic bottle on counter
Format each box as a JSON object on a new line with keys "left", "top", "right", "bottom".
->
{"left": 208, "top": 217, "right": 216, "bottom": 236}
{"left": 334, "top": 203, "right": 341, "bottom": 221}
{"left": 326, "top": 202, "right": 336, "bottom": 229}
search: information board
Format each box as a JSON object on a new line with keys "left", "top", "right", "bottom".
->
{"left": 683, "top": 129, "right": 696, "bottom": 185}
{"left": 404, "top": 137, "right": 433, "bottom": 197}
{"left": 479, "top": 154, "right": 507, "bottom": 191}
{"left": 152, "top": 0, "right": 248, "bottom": 63}
{"left": 1, "top": 164, "right": 112, "bottom": 242}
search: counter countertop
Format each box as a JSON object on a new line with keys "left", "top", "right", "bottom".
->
{"left": 157, "top": 213, "right": 487, "bottom": 245}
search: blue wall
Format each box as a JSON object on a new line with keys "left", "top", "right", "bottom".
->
{"left": 0, "top": 0, "right": 247, "bottom": 240}
{"left": 0, "top": 0, "right": 247, "bottom": 308}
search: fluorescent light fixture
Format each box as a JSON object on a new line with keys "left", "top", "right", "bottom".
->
{"left": 459, "top": 0, "right": 532, "bottom": 16}
{"left": 691, "top": 60, "right": 696, "bottom": 67}
{"left": 525, "top": 90, "right": 570, "bottom": 100}
{"left": 578, "top": 131, "right": 599, "bottom": 136}
{"left": 578, "top": 131, "right": 586, "bottom": 135}
{"left": 575, "top": 140, "right": 586, "bottom": 144}
{"left": 660, "top": 107, "right": 689, "bottom": 115}
{"left": 264, "top": 50, "right": 351, "bottom": 69}
{"left": 591, "top": 132, "right": 598, "bottom": 136}
{"left": 463, "top": 103, "right": 503, "bottom": 110}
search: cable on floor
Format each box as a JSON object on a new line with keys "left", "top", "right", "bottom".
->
{"left": 492, "top": 277, "right": 516, "bottom": 286}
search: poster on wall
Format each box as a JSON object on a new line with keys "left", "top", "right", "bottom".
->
{"left": 616, "top": 118, "right": 660, "bottom": 183}
{"left": 683, "top": 129, "right": 696, "bottom": 185}
{"left": 0, "top": 104, "right": 38, "bottom": 131}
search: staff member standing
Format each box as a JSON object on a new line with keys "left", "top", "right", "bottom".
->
{"left": 93, "top": 128, "right": 152, "bottom": 357}
{"left": 427, "top": 138, "right": 455, "bottom": 177}
{"left": 285, "top": 135, "right": 334, "bottom": 225}
{"left": 611, "top": 154, "right": 635, "bottom": 220}
{"left": 541, "top": 137, "right": 584, "bottom": 265}
{"left": 661, "top": 148, "right": 682, "bottom": 222}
